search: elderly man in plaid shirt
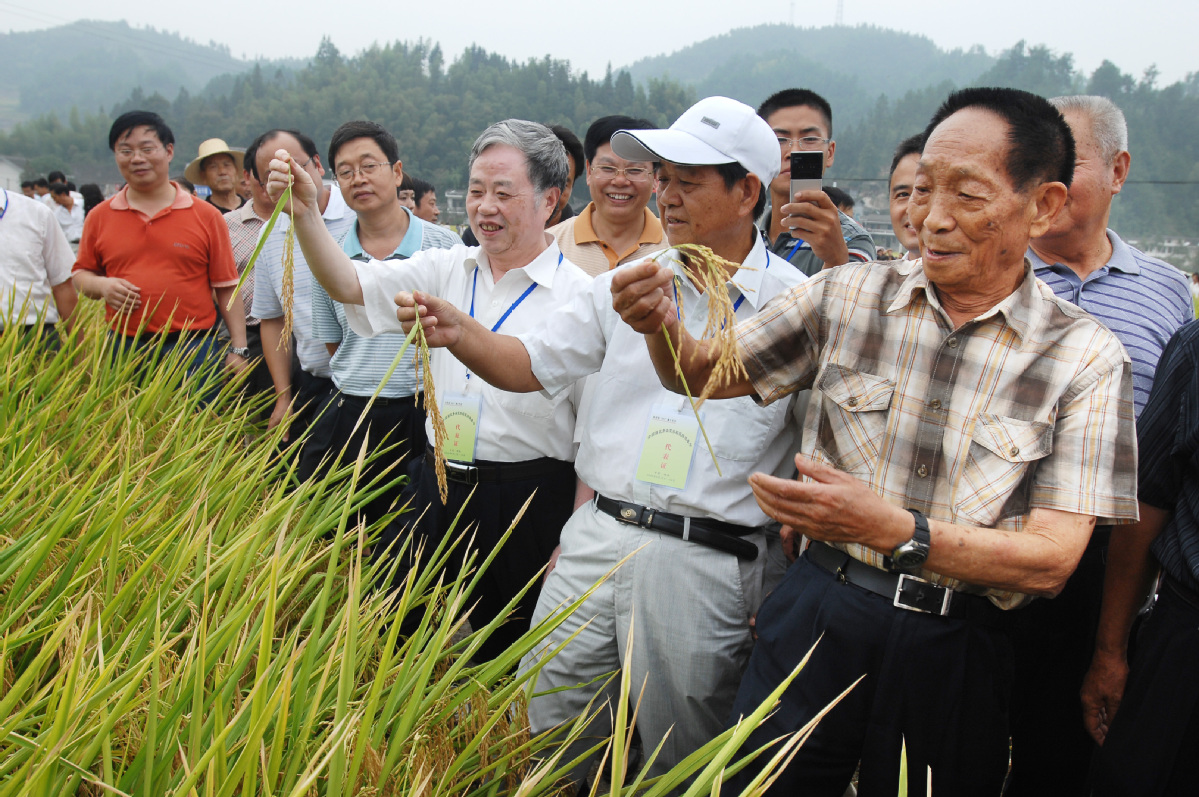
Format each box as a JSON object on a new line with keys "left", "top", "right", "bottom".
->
{"left": 613, "top": 87, "right": 1139, "bottom": 795}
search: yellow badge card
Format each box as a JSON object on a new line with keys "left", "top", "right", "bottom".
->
{"left": 442, "top": 393, "right": 482, "bottom": 463}
{"left": 635, "top": 407, "right": 700, "bottom": 490}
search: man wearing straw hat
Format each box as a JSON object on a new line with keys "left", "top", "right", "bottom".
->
{"left": 185, "top": 138, "right": 247, "bottom": 215}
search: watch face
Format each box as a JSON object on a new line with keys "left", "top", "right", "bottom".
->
{"left": 893, "top": 546, "right": 927, "bottom": 570}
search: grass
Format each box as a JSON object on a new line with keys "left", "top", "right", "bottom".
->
{"left": 0, "top": 304, "right": 829, "bottom": 795}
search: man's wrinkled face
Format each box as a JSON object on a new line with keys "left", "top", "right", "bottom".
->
{"left": 586, "top": 143, "right": 654, "bottom": 227}
{"left": 1040, "top": 109, "right": 1126, "bottom": 241}
{"left": 467, "top": 143, "right": 557, "bottom": 259}
{"left": 909, "top": 108, "right": 1041, "bottom": 296}
{"left": 653, "top": 161, "right": 746, "bottom": 249}
{"left": 256, "top": 133, "right": 325, "bottom": 201}
{"left": 202, "top": 153, "right": 238, "bottom": 193}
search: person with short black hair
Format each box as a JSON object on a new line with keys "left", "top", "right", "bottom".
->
{"left": 33, "top": 177, "right": 49, "bottom": 197}
{"left": 20, "top": 180, "right": 35, "bottom": 198}
{"left": 756, "top": 88, "right": 874, "bottom": 276}
{"left": 821, "top": 185, "right": 854, "bottom": 217}
{"left": 547, "top": 114, "right": 666, "bottom": 277}
{"left": 79, "top": 184, "right": 104, "bottom": 216}
{"left": 888, "top": 133, "right": 925, "bottom": 260}
{"left": 48, "top": 182, "right": 84, "bottom": 245}
{"left": 616, "top": 86, "right": 1138, "bottom": 795}
{"left": 548, "top": 124, "right": 583, "bottom": 226}
{"left": 72, "top": 110, "right": 248, "bottom": 397}
{"left": 409, "top": 177, "right": 440, "bottom": 224}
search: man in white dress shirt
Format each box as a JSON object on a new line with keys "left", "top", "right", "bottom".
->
{"left": 265, "top": 119, "right": 592, "bottom": 664}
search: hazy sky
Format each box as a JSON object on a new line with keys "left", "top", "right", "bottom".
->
{"left": 3, "top": 0, "right": 1196, "bottom": 86}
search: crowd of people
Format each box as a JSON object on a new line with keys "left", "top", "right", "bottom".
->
{"left": 3, "top": 83, "right": 1197, "bottom": 796}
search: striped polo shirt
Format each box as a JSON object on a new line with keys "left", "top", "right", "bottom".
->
{"left": 312, "top": 208, "right": 462, "bottom": 398}
{"left": 1030, "top": 230, "right": 1192, "bottom": 417}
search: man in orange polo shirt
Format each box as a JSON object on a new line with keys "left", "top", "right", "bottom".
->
{"left": 548, "top": 115, "right": 665, "bottom": 278}
{"left": 73, "top": 110, "right": 248, "bottom": 390}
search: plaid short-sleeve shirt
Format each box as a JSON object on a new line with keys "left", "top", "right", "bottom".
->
{"left": 738, "top": 259, "right": 1139, "bottom": 608}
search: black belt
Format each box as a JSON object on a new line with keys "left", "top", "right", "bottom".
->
{"left": 807, "top": 540, "right": 999, "bottom": 619}
{"left": 333, "top": 388, "right": 419, "bottom": 407}
{"left": 424, "top": 447, "right": 571, "bottom": 485}
{"left": 594, "top": 494, "right": 760, "bottom": 561}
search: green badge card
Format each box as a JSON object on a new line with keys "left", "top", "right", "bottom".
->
{"left": 635, "top": 406, "right": 700, "bottom": 490}
{"left": 442, "top": 393, "right": 482, "bottom": 462}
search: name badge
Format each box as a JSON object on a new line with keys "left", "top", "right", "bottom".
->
{"left": 635, "top": 405, "right": 700, "bottom": 490}
{"left": 442, "top": 392, "right": 482, "bottom": 462}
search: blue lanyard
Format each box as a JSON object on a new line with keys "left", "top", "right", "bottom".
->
{"left": 785, "top": 237, "right": 806, "bottom": 261}
{"left": 0, "top": 189, "right": 8, "bottom": 221}
{"left": 466, "top": 252, "right": 562, "bottom": 378}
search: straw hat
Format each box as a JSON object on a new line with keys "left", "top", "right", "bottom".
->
{"left": 183, "top": 138, "right": 246, "bottom": 186}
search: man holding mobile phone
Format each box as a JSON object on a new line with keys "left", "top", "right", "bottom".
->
{"left": 757, "top": 89, "right": 874, "bottom": 276}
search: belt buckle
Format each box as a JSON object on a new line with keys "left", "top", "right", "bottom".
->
{"left": 444, "top": 459, "right": 478, "bottom": 485}
{"left": 893, "top": 573, "right": 952, "bottom": 615}
{"left": 616, "top": 504, "right": 653, "bottom": 528}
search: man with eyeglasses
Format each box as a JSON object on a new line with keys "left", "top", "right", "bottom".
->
{"left": 757, "top": 88, "right": 874, "bottom": 277}
{"left": 299, "top": 120, "right": 461, "bottom": 527}
{"left": 250, "top": 128, "right": 355, "bottom": 440}
{"left": 548, "top": 115, "right": 666, "bottom": 278}
{"left": 73, "top": 110, "right": 248, "bottom": 393}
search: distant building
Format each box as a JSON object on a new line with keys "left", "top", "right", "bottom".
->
{"left": 0, "top": 156, "right": 27, "bottom": 191}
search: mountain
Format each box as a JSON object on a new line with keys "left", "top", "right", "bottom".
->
{"left": 622, "top": 24, "right": 996, "bottom": 126}
{"left": 0, "top": 20, "right": 304, "bottom": 130}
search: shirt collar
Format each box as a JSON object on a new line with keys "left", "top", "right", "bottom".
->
{"left": 463, "top": 235, "right": 565, "bottom": 289}
{"left": 572, "top": 203, "right": 664, "bottom": 247}
{"left": 658, "top": 229, "right": 773, "bottom": 312}
{"left": 344, "top": 206, "right": 424, "bottom": 261}
{"left": 1027, "top": 229, "right": 1140, "bottom": 277}
{"left": 237, "top": 200, "right": 269, "bottom": 224}
{"left": 110, "top": 181, "right": 193, "bottom": 211}
{"left": 888, "top": 257, "right": 1042, "bottom": 343}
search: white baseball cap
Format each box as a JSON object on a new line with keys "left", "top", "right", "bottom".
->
{"left": 610, "top": 96, "right": 779, "bottom": 187}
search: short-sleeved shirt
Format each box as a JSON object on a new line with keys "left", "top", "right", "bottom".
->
{"left": 0, "top": 189, "right": 74, "bottom": 326}
{"left": 1135, "top": 320, "right": 1199, "bottom": 592}
{"left": 737, "top": 258, "right": 1139, "bottom": 608}
{"left": 312, "top": 208, "right": 461, "bottom": 398}
{"left": 224, "top": 202, "right": 270, "bottom": 325}
{"left": 759, "top": 200, "right": 875, "bottom": 277}
{"left": 251, "top": 187, "right": 355, "bottom": 377}
{"left": 74, "top": 182, "right": 238, "bottom": 336}
{"left": 344, "top": 241, "right": 592, "bottom": 463}
{"left": 548, "top": 203, "right": 667, "bottom": 278}
{"left": 1029, "top": 230, "right": 1192, "bottom": 417}
{"left": 519, "top": 232, "right": 807, "bottom": 527}
{"left": 51, "top": 200, "right": 85, "bottom": 242}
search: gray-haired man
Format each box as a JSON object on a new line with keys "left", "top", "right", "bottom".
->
{"left": 264, "top": 119, "right": 592, "bottom": 663}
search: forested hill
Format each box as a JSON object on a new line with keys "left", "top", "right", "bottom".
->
{"left": 0, "top": 21, "right": 302, "bottom": 130}
{"left": 0, "top": 38, "right": 695, "bottom": 192}
{"left": 623, "top": 24, "right": 997, "bottom": 126}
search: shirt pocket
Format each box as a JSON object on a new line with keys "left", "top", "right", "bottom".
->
{"left": 955, "top": 412, "right": 1054, "bottom": 526}
{"left": 814, "top": 364, "right": 895, "bottom": 475}
{"left": 491, "top": 383, "right": 567, "bottom": 421}
{"left": 710, "top": 394, "right": 787, "bottom": 463}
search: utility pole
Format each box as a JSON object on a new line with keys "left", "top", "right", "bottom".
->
{"left": 835, "top": 0, "right": 844, "bottom": 25}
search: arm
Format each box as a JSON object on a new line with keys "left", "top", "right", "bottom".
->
{"left": 213, "top": 285, "right": 249, "bottom": 375}
{"left": 750, "top": 455, "right": 1095, "bottom": 596}
{"left": 609, "top": 260, "right": 754, "bottom": 400}
{"left": 259, "top": 316, "right": 293, "bottom": 437}
{"left": 1080, "top": 504, "right": 1167, "bottom": 745}
{"left": 73, "top": 269, "right": 142, "bottom": 313}
{"left": 782, "top": 190, "right": 850, "bottom": 268}
{"left": 51, "top": 279, "right": 78, "bottom": 335}
{"left": 397, "top": 289, "right": 545, "bottom": 393}
{"left": 265, "top": 150, "right": 364, "bottom": 305}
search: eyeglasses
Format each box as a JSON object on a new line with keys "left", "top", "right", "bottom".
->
{"left": 777, "top": 136, "right": 832, "bottom": 152}
{"left": 115, "top": 145, "right": 164, "bottom": 159}
{"left": 334, "top": 161, "right": 391, "bottom": 183}
{"left": 591, "top": 164, "right": 653, "bottom": 182}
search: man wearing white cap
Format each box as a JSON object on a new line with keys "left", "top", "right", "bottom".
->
{"left": 387, "top": 96, "right": 807, "bottom": 782}
{"left": 185, "top": 138, "right": 246, "bottom": 214}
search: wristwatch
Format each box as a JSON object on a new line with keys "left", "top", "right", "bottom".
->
{"left": 890, "top": 509, "right": 931, "bottom": 572}
{"left": 229, "top": 346, "right": 250, "bottom": 358}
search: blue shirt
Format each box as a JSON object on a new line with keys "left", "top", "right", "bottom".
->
{"left": 312, "top": 207, "right": 460, "bottom": 398}
{"left": 1029, "top": 230, "right": 1191, "bottom": 417}
{"left": 1136, "top": 320, "right": 1199, "bottom": 590}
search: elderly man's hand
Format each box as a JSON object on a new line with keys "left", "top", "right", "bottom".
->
{"left": 1080, "top": 649, "right": 1129, "bottom": 745}
{"left": 782, "top": 190, "right": 850, "bottom": 268}
{"left": 611, "top": 259, "right": 677, "bottom": 335}
{"left": 396, "top": 290, "right": 466, "bottom": 349}
{"left": 265, "top": 150, "right": 320, "bottom": 215}
{"left": 749, "top": 454, "right": 912, "bottom": 552}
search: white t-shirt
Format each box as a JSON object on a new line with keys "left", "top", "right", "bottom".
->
{"left": 0, "top": 189, "right": 75, "bottom": 326}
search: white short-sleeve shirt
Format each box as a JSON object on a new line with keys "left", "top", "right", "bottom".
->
{"left": 0, "top": 189, "right": 75, "bottom": 326}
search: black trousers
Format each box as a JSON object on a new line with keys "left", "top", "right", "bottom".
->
{"left": 379, "top": 456, "right": 575, "bottom": 664}
{"left": 296, "top": 390, "right": 426, "bottom": 530}
{"left": 728, "top": 553, "right": 1013, "bottom": 797}
{"left": 1005, "top": 529, "right": 1108, "bottom": 796}
{"left": 1092, "top": 580, "right": 1199, "bottom": 796}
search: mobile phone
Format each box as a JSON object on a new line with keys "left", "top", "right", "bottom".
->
{"left": 789, "top": 151, "right": 824, "bottom": 199}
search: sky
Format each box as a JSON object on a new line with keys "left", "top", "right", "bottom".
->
{"left": 2, "top": 0, "right": 1196, "bottom": 86}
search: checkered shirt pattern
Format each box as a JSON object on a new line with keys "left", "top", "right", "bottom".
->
{"left": 738, "top": 259, "right": 1139, "bottom": 609}
{"left": 224, "top": 204, "right": 266, "bottom": 325}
